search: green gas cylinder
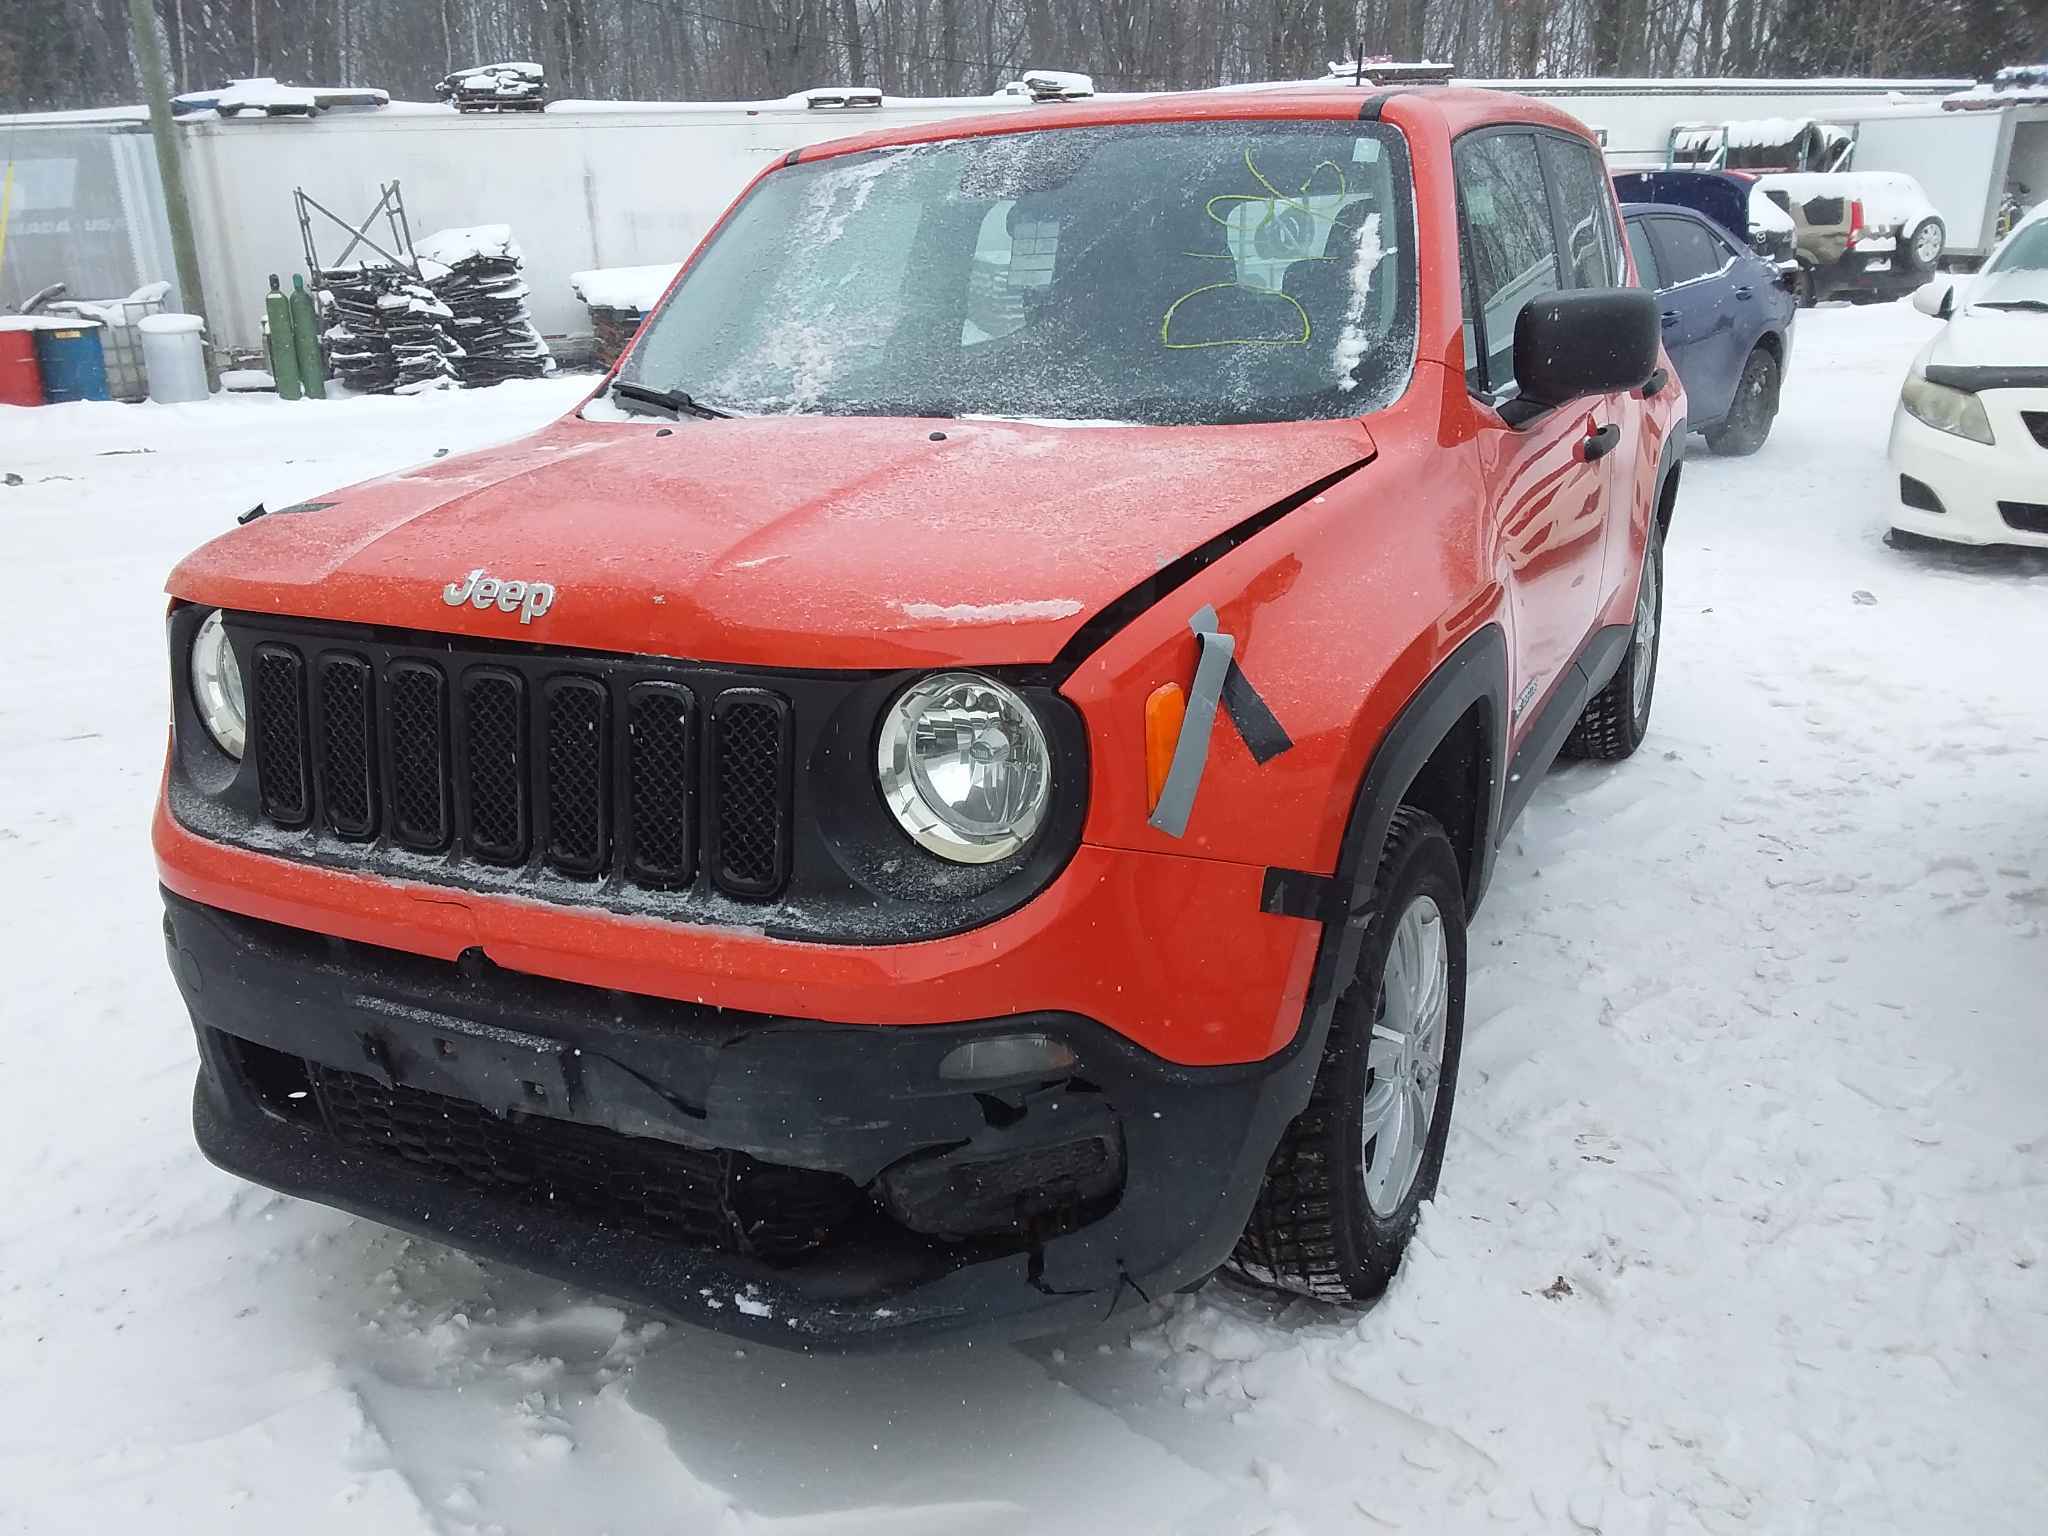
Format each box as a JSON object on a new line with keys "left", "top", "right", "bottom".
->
{"left": 264, "top": 274, "right": 303, "bottom": 401}
{"left": 289, "top": 274, "right": 326, "bottom": 399}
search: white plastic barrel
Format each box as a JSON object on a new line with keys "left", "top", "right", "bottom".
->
{"left": 138, "top": 313, "right": 210, "bottom": 404}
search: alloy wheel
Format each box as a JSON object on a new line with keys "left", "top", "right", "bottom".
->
{"left": 1361, "top": 894, "right": 1449, "bottom": 1216}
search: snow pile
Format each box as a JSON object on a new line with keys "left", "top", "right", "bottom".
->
{"left": 437, "top": 61, "right": 545, "bottom": 112}
{"left": 413, "top": 225, "right": 555, "bottom": 386}
{"left": 570, "top": 263, "right": 682, "bottom": 313}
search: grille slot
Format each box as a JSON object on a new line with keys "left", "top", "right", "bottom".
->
{"left": 308, "top": 1063, "right": 859, "bottom": 1262}
{"left": 252, "top": 644, "right": 310, "bottom": 826}
{"left": 2022, "top": 411, "right": 2048, "bottom": 450}
{"left": 317, "top": 654, "right": 378, "bottom": 838}
{"left": 543, "top": 676, "right": 609, "bottom": 876}
{"left": 707, "top": 689, "right": 793, "bottom": 897}
{"left": 462, "top": 668, "right": 528, "bottom": 863}
{"left": 625, "top": 682, "right": 696, "bottom": 885}
{"left": 386, "top": 661, "right": 449, "bottom": 850}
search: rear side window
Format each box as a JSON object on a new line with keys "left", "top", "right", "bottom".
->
{"left": 1625, "top": 219, "right": 1660, "bottom": 288}
{"left": 1540, "top": 135, "right": 1621, "bottom": 288}
{"left": 1456, "top": 132, "right": 1562, "bottom": 394}
{"left": 1648, "top": 217, "right": 1731, "bottom": 287}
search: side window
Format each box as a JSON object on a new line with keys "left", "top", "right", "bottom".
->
{"left": 1625, "top": 219, "right": 1660, "bottom": 289}
{"left": 1455, "top": 132, "right": 1562, "bottom": 396}
{"left": 1647, "top": 217, "right": 1730, "bottom": 288}
{"left": 1539, "top": 135, "right": 1621, "bottom": 288}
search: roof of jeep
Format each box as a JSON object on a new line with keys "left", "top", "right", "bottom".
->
{"left": 791, "top": 85, "right": 1595, "bottom": 164}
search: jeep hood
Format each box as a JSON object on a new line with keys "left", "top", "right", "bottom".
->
{"left": 168, "top": 413, "right": 1373, "bottom": 669}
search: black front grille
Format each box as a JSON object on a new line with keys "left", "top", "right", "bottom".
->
{"left": 2022, "top": 411, "right": 2048, "bottom": 450}
{"left": 244, "top": 630, "right": 796, "bottom": 901}
{"left": 309, "top": 1062, "right": 859, "bottom": 1262}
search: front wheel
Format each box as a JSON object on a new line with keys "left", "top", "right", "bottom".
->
{"left": 1706, "top": 345, "right": 1781, "bottom": 457}
{"left": 1563, "top": 529, "right": 1663, "bottom": 761}
{"left": 1229, "top": 808, "right": 1467, "bottom": 1302}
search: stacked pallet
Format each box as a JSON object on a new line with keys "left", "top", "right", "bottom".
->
{"left": 316, "top": 265, "right": 460, "bottom": 394}
{"left": 414, "top": 225, "right": 555, "bottom": 387}
{"left": 435, "top": 62, "right": 545, "bottom": 112}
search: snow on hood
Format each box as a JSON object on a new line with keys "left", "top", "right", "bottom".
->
{"left": 1926, "top": 293, "right": 2048, "bottom": 371}
{"left": 166, "top": 412, "right": 1373, "bottom": 669}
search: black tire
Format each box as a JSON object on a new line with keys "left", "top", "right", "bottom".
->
{"left": 1563, "top": 529, "right": 1663, "bottom": 761}
{"left": 1228, "top": 808, "right": 1466, "bottom": 1302}
{"left": 1792, "top": 265, "right": 1818, "bottom": 308}
{"left": 1905, "top": 217, "right": 1945, "bottom": 274}
{"left": 1705, "top": 346, "right": 1780, "bottom": 457}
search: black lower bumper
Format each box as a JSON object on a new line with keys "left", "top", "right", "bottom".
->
{"left": 165, "top": 891, "right": 1307, "bottom": 1350}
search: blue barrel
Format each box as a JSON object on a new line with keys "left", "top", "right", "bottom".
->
{"left": 33, "top": 324, "right": 110, "bottom": 402}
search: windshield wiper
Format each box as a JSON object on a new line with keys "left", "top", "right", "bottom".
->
{"left": 1973, "top": 299, "right": 2048, "bottom": 312}
{"left": 611, "top": 380, "right": 733, "bottom": 420}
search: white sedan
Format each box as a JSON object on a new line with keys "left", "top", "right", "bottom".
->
{"left": 1888, "top": 205, "right": 2048, "bottom": 549}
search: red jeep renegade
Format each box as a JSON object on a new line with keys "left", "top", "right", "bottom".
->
{"left": 157, "top": 86, "right": 1683, "bottom": 1347}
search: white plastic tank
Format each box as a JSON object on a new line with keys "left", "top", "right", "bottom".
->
{"left": 138, "top": 313, "right": 210, "bottom": 404}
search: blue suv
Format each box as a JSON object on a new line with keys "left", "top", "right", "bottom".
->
{"left": 1619, "top": 201, "right": 1796, "bottom": 455}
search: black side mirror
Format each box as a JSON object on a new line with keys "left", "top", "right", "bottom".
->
{"left": 1504, "top": 288, "right": 1661, "bottom": 426}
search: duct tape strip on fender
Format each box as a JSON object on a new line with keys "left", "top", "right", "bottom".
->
{"left": 1147, "top": 605, "right": 1293, "bottom": 839}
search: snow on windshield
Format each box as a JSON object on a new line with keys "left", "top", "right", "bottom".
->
{"left": 619, "top": 122, "right": 1418, "bottom": 426}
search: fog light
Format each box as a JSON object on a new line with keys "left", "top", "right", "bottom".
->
{"left": 937, "top": 1033, "right": 1076, "bottom": 1082}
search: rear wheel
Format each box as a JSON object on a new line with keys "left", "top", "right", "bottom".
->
{"left": 1563, "top": 529, "right": 1662, "bottom": 761}
{"left": 1906, "top": 217, "right": 1945, "bottom": 274}
{"left": 1706, "top": 346, "right": 1780, "bottom": 457}
{"left": 1229, "top": 809, "right": 1466, "bottom": 1302}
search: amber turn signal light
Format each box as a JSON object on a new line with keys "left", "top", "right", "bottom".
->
{"left": 1144, "top": 682, "right": 1186, "bottom": 812}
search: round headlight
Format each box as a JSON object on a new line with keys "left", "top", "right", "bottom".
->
{"left": 878, "top": 672, "right": 1051, "bottom": 864}
{"left": 190, "top": 609, "right": 247, "bottom": 759}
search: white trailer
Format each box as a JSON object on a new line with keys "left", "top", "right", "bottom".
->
{"left": 1828, "top": 101, "right": 2048, "bottom": 262}
{"left": 0, "top": 73, "right": 1991, "bottom": 357}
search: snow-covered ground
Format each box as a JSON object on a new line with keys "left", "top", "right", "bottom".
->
{"left": 3, "top": 305, "right": 2044, "bottom": 1534}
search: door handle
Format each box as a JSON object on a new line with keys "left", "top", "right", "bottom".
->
{"left": 1581, "top": 423, "right": 1621, "bottom": 462}
{"left": 1661, "top": 310, "right": 1680, "bottom": 327}
{"left": 1733, "top": 285, "right": 1754, "bottom": 300}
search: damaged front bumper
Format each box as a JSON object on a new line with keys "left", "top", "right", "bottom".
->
{"left": 167, "top": 891, "right": 1306, "bottom": 1349}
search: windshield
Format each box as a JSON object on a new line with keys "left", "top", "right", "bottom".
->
{"left": 619, "top": 120, "right": 1417, "bottom": 426}
{"left": 1974, "top": 219, "right": 2048, "bottom": 306}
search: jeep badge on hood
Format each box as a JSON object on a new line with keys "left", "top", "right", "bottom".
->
{"left": 443, "top": 568, "right": 556, "bottom": 623}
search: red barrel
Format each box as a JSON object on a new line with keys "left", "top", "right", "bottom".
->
{"left": 0, "top": 327, "right": 45, "bottom": 406}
